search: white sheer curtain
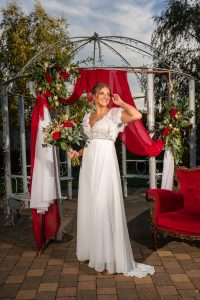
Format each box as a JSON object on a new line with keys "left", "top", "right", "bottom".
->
{"left": 161, "top": 149, "right": 174, "bottom": 190}
{"left": 30, "top": 107, "right": 57, "bottom": 213}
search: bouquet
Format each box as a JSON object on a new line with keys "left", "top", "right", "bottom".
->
{"left": 43, "top": 113, "right": 81, "bottom": 166}
{"left": 42, "top": 97, "right": 94, "bottom": 166}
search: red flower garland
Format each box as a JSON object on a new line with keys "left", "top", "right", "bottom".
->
{"left": 44, "top": 72, "right": 54, "bottom": 84}
{"left": 59, "top": 72, "right": 70, "bottom": 79}
{"left": 162, "top": 126, "right": 171, "bottom": 137}
{"left": 43, "top": 90, "right": 51, "bottom": 97}
{"left": 170, "top": 108, "right": 178, "bottom": 117}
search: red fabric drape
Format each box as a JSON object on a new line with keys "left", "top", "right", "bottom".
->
{"left": 63, "top": 69, "right": 163, "bottom": 157}
{"left": 31, "top": 201, "right": 60, "bottom": 253}
{"left": 30, "top": 94, "right": 60, "bottom": 253}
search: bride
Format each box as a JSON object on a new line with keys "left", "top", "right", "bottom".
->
{"left": 68, "top": 82, "right": 155, "bottom": 277}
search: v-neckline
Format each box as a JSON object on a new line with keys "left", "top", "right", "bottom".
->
{"left": 88, "top": 109, "right": 111, "bottom": 129}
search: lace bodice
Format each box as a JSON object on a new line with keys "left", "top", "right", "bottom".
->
{"left": 81, "top": 107, "right": 126, "bottom": 142}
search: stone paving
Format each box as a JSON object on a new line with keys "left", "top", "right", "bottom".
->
{"left": 0, "top": 188, "right": 200, "bottom": 299}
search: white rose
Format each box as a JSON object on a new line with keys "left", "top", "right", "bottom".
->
{"left": 65, "top": 66, "right": 70, "bottom": 72}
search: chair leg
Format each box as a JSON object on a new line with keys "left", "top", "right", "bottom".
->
{"left": 151, "top": 227, "right": 158, "bottom": 250}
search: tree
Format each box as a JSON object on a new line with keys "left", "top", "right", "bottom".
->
{"left": 152, "top": 0, "right": 200, "bottom": 163}
{"left": 0, "top": 1, "right": 72, "bottom": 124}
{"left": 152, "top": 0, "right": 200, "bottom": 78}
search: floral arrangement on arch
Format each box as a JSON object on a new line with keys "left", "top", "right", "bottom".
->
{"left": 30, "top": 57, "right": 80, "bottom": 110}
{"left": 157, "top": 95, "right": 193, "bottom": 165}
{"left": 30, "top": 57, "right": 93, "bottom": 165}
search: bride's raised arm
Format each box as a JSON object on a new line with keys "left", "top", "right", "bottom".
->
{"left": 111, "top": 94, "right": 142, "bottom": 123}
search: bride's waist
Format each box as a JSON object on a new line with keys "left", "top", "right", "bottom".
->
{"left": 86, "top": 138, "right": 115, "bottom": 143}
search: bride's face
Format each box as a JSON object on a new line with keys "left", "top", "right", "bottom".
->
{"left": 94, "top": 87, "right": 111, "bottom": 108}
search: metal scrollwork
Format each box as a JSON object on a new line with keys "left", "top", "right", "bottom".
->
{"left": 135, "top": 160, "right": 147, "bottom": 175}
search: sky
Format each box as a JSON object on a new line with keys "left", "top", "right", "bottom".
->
{"left": 0, "top": 1, "right": 163, "bottom": 39}
{"left": 0, "top": 0, "right": 164, "bottom": 58}
{"left": 0, "top": 0, "right": 165, "bottom": 107}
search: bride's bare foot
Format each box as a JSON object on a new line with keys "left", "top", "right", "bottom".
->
{"left": 98, "top": 270, "right": 113, "bottom": 276}
{"left": 104, "top": 271, "right": 113, "bottom": 276}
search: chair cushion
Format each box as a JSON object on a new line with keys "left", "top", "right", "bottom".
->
{"left": 176, "top": 168, "right": 200, "bottom": 213}
{"left": 158, "top": 209, "right": 200, "bottom": 235}
{"left": 182, "top": 188, "right": 200, "bottom": 213}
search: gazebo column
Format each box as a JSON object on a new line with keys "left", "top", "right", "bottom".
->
{"left": 147, "top": 70, "right": 157, "bottom": 188}
{"left": 122, "top": 144, "right": 127, "bottom": 198}
{"left": 189, "top": 78, "right": 196, "bottom": 167}
{"left": 1, "top": 84, "right": 12, "bottom": 214}
{"left": 65, "top": 106, "right": 73, "bottom": 199}
{"left": 19, "top": 96, "right": 29, "bottom": 207}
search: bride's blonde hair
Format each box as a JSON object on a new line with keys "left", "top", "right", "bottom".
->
{"left": 92, "top": 82, "right": 111, "bottom": 96}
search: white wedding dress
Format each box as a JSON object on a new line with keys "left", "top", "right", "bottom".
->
{"left": 77, "top": 107, "right": 155, "bottom": 278}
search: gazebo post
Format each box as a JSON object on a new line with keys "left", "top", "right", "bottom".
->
{"left": 65, "top": 106, "right": 73, "bottom": 199}
{"left": 53, "top": 146, "right": 63, "bottom": 241}
{"left": 19, "top": 96, "right": 29, "bottom": 207}
{"left": 122, "top": 144, "right": 127, "bottom": 198}
{"left": 189, "top": 78, "right": 196, "bottom": 167}
{"left": 147, "top": 70, "right": 157, "bottom": 188}
{"left": 1, "top": 84, "right": 12, "bottom": 215}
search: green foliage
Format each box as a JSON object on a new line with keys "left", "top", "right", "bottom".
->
{"left": 152, "top": 0, "right": 200, "bottom": 110}
{"left": 155, "top": 87, "right": 193, "bottom": 165}
{"left": 152, "top": 0, "right": 200, "bottom": 163}
{"left": 69, "top": 96, "right": 95, "bottom": 127}
{"left": 30, "top": 57, "right": 80, "bottom": 110}
{"left": 0, "top": 1, "right": 72, "bottom": 125}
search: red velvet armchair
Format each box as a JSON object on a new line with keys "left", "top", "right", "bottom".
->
{"left": 146, "top": 167, "right": 200, "bottom": 248}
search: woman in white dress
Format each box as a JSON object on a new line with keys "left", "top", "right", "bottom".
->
{"left": 68, "top": 82, "right": 155, "bottom": 278}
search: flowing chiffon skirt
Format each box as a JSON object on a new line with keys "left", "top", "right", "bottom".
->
{"left": 77, "top": 139, "right": 155, "bottom": 277}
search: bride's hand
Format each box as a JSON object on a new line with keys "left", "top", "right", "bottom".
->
{"left": 67, "top": 149, "right": 79, "bottom": 159}
{"left": 111, "top": 94, "right": 124, "bottom": 106}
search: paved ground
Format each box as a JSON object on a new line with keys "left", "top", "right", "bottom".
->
{"left": 0, "top": 188, "right": 200, "bottom": 299}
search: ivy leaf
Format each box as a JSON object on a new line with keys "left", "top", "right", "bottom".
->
{"left": 181, "top": 120, "right": 191, "bottom": 128}
{"left": 60, "top": 142, "right": 68, "bottom": 151}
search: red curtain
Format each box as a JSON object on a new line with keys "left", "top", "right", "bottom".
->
{"left": 31, "top": 201, "right": 60, "bottom": 254}
{"left": 30, "top": 95, "right": 60, "bottom": 253}
{"left": 63, "top": 69, "right": 163, "bottom": 157}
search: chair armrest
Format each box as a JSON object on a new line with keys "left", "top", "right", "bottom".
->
{"left": 146, "top": 189, "right": 184, "bottom": 225}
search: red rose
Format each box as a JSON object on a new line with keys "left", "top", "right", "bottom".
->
{"left": 43, "top": 90, "right": 51, "bottom": 97}
{"left": 181, "top": 131, "right": 184, "bottom": 138}
{"left": 59, "top": 72, "right": 70, "bottom": 79}
{"left": 162, "top": 126, "right": 171, "bottom": 137}
{"left": 59, "top": 97, "right": 67, "bottom": 104}
{"left": 55, "top": 66, "right": 62, "bottom": 71}
{"left": 64, "top": 121, "right": 73, "bottom": 127}
{"left": 52, "top": 132, "right": 61, "bottom": 140}
{"left": 44, "top": 72, "right": 53, "bottom": 84}
{"left": 170, "top": 108, "right": 178, "bottom": 117}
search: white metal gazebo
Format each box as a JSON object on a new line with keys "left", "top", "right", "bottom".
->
{"left": 1, "top": 33, "right": 196, "bottom": 221}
